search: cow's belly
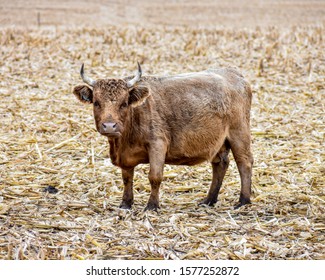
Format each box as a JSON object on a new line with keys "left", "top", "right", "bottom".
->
{"left": 164, "top": 156, "right": 207, "bottom": 166}
{"left": 166, "top": 131, "right": 226, "bottom": 164}
{"left": 166, "top": 116, "right": 227, "bottom": 163}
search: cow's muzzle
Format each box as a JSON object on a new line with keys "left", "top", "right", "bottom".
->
{"left": 100, "top": 122, "right": 121, "bottom": 137}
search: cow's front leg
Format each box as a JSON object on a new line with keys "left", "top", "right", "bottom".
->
{"left": 145, "top": 140, "right": 167, "bottom": 211}
{"left": 119, "top": 168, "right": 134, "bottom": 209}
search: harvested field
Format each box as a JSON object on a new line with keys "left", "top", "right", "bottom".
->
{"left": 0, "top": 1, "right": 324, "bottom": 260}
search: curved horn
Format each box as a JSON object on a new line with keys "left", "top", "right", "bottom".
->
{"left": 127, "top": 62, "right": 142, "bottom": 88}
{"left": 80, "top": 63, "right": 96, "bottom": 87}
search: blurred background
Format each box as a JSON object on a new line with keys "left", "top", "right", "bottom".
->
{"left": 1, "top": 0, "right": 324, "bottom": 28}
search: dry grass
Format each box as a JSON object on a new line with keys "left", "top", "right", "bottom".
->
{"left": 0, "top": 24, "right": 324, "bottom": 259}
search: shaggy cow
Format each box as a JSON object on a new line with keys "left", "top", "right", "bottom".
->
{"left": 73, "top": 63, "right": 253, "bottom": 211}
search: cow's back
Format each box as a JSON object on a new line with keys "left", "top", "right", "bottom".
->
{"left": 134, "top": 68, "right": 251, "bottom": 164}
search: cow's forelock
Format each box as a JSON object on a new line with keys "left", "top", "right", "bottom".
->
{"left": 94, "top": 79, "right": 128, "bottom": 101}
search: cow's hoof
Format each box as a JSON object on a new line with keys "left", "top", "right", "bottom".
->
{"left": 144, "top": 202, "right": 159, "bottom": 212}
{"left": 234, "top": 199, "right": 251, "bottom": 209}
{"left": 119, "top": 201, "right": 132, "bottom": 209}
{"left": 198, "top": 197, "right": 217, "bottom": 206}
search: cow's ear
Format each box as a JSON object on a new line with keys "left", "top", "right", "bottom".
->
{"left": 128, "top": 86, "right": 150, "bottom": 107}
{"left": 73, "top": 85, "right": 93, "bottom": 104}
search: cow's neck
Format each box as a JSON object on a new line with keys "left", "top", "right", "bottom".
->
{"left": 108, "top": 107, "right": 145, "bottom": 167}
{"left": 108, "top": 139, "right": 118, "bottom": 165}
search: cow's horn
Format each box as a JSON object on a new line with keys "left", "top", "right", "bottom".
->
{"left": 80, "top": 63, "right": 96, "bottom": 87}
{"left": 127, "top": 62, "right": 142, "bottom": 88}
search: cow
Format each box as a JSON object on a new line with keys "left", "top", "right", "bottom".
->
{"left": 73, "top": 62, "right": 253, "bottom": 211}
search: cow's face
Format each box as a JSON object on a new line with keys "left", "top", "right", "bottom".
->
{"left": 73, "top": 64, "right": 149, "bottom": 138}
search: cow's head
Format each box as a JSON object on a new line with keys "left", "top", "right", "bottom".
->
{"left": 73, "top": 63, "right": 150, "bottom": 138}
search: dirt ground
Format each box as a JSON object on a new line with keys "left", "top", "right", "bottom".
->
{"left": 1, "top": 0, "right": 324, "bottom": 28}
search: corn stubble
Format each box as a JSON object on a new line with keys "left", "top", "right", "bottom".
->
{"left": 0, "top": 25, "right": 324, "bottom": 260}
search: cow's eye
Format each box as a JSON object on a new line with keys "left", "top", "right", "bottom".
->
{"left": 120, "top": 102, "right": 127, "bottom": 109}
{"left": 94, "top": 101, "right": 100, "bottom": 108}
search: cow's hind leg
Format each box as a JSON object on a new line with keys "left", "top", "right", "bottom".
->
{"left": 199, "top": 141, "right": 230, "bottom": 206}
{"left": 228, "top": 128, "right": 253, "bottom": 209}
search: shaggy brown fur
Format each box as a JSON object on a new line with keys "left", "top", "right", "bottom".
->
{"left": 73, "top": 66, "right": 253, "bottom": 211}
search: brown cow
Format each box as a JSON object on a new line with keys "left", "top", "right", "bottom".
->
{"left": 73, "top": 63, "right": 253, "bottom": 211}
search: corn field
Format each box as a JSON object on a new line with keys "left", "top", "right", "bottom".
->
{"left": 0, "top": 1, "right": 324, "bottom": 260}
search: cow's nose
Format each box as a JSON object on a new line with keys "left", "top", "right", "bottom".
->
{"left": 102, "top": 122, "right": 117, "bottom": 133}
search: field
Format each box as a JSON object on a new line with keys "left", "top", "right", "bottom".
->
{"left": 0, "top": 1, "right": 324, "bottom": 260}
